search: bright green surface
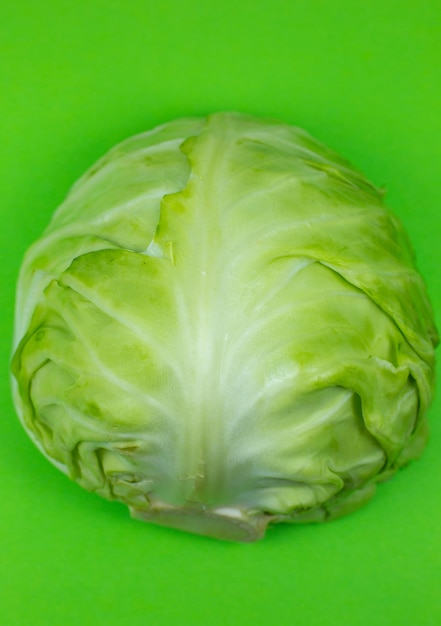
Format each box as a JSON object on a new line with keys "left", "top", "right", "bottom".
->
{"left": 1, "top": 1, "right": 440, "bottom": 625}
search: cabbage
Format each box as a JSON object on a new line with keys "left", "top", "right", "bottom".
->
{"left": 11, "top": 112, "right": 438, "bottom": 541}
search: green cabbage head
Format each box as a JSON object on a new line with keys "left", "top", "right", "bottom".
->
{"left": 11, "top": 112, "right": 438, "bottom": 541}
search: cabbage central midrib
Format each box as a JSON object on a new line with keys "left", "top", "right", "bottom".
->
{"left": 170, "top": 126, "right": 235, "bottom": 504}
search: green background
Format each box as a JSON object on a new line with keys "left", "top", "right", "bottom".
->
{"left": 1, "top": 1, "right": 440, "bottom": 625}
